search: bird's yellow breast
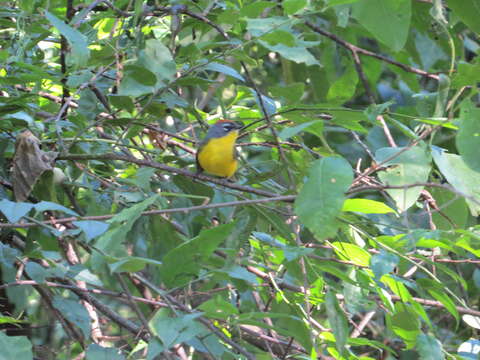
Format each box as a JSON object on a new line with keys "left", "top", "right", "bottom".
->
{"left": 197, "top": 130, "right": 238, "bottom": 178}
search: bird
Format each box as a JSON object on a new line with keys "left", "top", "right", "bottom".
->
{"left": 196, "top": 120, "right": 242, "bottom": 178}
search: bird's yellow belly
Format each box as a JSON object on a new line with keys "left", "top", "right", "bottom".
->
{"left": 197, "top": 132, "right": 238, "bottom": 178}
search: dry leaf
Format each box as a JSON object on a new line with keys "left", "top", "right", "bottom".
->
{"left": 12, "top": 130, "right": 58, "bottom": 201}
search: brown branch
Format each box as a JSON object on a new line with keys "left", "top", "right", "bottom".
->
{"left": 57, "top": 153, "right": 281, "bottom": 197}
{"left": 0, "top": 195, "right": 294, "bottom": 229}
{"left": 304, "top": 21, "right": 440, "bottom": 80}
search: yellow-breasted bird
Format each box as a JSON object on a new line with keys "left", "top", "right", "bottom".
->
{"left": 196, "top": 120, "right": 242, "bottom": 178}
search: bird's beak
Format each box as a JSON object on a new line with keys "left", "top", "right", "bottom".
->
{"left": 233, "top": 122, "right": 244, "bottom": 130}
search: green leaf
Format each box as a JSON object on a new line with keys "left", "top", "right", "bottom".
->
{"left": 138, "top": 39, "right": 176, "bottom": 85}
{"left": 259, "top": 41, "right": 319, "bottom": 66}
{"left": 370, "top": 250, "right": 399, "bottom": 279}
{"left": 34, "top": 201, "right": 78, "bottom": 216}
{"left": 44, "top": 11, "right": 90, "bottom": 68}
{"left": 352, "top": 0, "right": 411, "bottom": 51}
{"left": 149, "top": 310, "right": 205, "bottom": 348}
{"left": 389, "top": 306, "right": 420, "bottom": 348}
{"left": 375, "top": 146, "right": 431, "bottom": 212}
{"left": 25, "top": 262, "right": 47, "bottom": 283}
{"left": 283, "top": 0, "right": 307, "bottom": 15}
{"left": 198, "top": 295, "right": 239, "bottom": 319}
{"left": 86, "top": 344, "right": 125, "bottom": 360}
{"left": 118, "top": 65, "right": 157, "bottom": 97}
{"left": 0, "top": 333, "right": 33, "bottom": 360}
{"left": 456, "top": 100, "right": 480, "bottom": 172}
{"left": 325, "top": 291, "right": 348, "bottom": 355}
{"left": 160, "top": 223, "right": 235, "bottom": 286}
{"left": 108, "top": 195, "right": 159, "bottom": 230}
{"left": 203, "top": 62, "right": 245, "bottom": 82}
{"left": 73, "top": 220, "right": 110, "bottom": 242}
{"left": 109, "top": 256, "right": 162, "bottom": 273}
{"left": 331, "top": 242, "right": 371, "bottom": 267}
{"left": 431, "top": 146, "right": 480, "bottom": 216}
{"left": 261, "top": 30, "right": 297, "bottom": 47}
{"left": 270, "top": 83, "right": 305, "bottom": 104}
{"left": 0, "top": 199, "right": 34, "bottom": 223}
{"left": 240, "top": 1, "right": 275, "bottom": 18}
{"left": 342, "top": 198, "right": 395, "bottom": 214}
{"left": 327, "top": 65, "right": 359, "bottom": 104}
{"left": 52, "top": 297, "right": 91, "bottom": 338}
{"left": 417, "top": 278, "right": 460, "bottom": 324}
{"left": 279, "top": 121, "right": 322, "bottom": 140}
{"left": 416, "top": 333, "right": 444, "bottom": 360}
{"left": 295, "top": 157, "right": 353, "bottom": 239}
{"left": 446, "top": 0, "right": 480, "bottom": 34}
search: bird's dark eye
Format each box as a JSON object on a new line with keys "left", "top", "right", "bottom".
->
{"left": 222, "top": 123, "right": 235, "bottom": 132}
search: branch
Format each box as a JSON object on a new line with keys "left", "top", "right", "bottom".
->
{"left": 0, "top": 195, "right": 294, "bottom": 229}
{"left": 57, "top": 153, "right": 281, "bottom": 197}
{"left": 304, "top": 21, "right": 440, "bottom": 80}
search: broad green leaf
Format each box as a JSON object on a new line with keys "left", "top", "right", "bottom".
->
{"left": 388, "top": 306, "right": 420, "bottom": 348}
{"left": 118, "top": 65, "right": 156, "bottom": 97}
{"left": 352, "top": 0, "right": 411, "bottom": 52}
{"left": 0, "top": 199, "right": 34, "bottom": 223}
{"left": 375, "top": 146, "right": 431, "bottom": 212}
{"left": 417, "top": 278, "right": 459, "bottom": 324}
{"left": 452, "top": 60, "right": 480, "bottom": 88}
{"left": 240, "top": 1, "right": 275, "bottom": 18}
{"left": 160, "top": 223, "right": 235, "bottom": 286}
{"left": 198, "top": 296, "right": 239, "bottom": 319}
{"left": 416, "top": 333, "right": 444, "bottom": 360}
{"left": 325, "top": 291, "right": 348, "bottom": 355}
{"left": 25, "top": 262, "right": 47, "bottom": 283}
{"left": 138, "top": 39, "right": 176, "bottom": 85}
{"left": 283, "top": 0, "right": 307, "bottom": 15}
{"left": 327, "top": 65, "right": 359, "bottom": 104}
{"left": 34, "top": 201, "right": 78, "bottom": 216}
{"left": 446, "top": 0, "right": 480, "bottom": 34}
{"left": 370, "top": 250, "right": 399, "bottom": 279}
{"left": 295, "top": 157, "right": 353, "bottom": 239}
{"left": 109, "top": 256, "right": 162, "bottom": 273}
{"left": 456, "top": 100, "right": 480, "bottom": 172}
{"left": 431, "top": 146, "right": 480, "bottom": 216}
{"left": 270, "top": 40, "right": 313, "bottom": 67}
{"left": 261, "top": 30, "right": 296, "bottom": 47}
{"left": 86, "top": 344, "right": 125, "bottom": 360}
{"left": 203, "top": 62, "right": 245, "bottom": 82}
{"left": 342, "top": 198, "right": 395, "bottom": 214}
{"left": 331, "top": 242, "right": 371, "bottom": 267}
{"left": 0, "top": 333, "right": 33, "bottom": 360}
{"left": 270, "top": 82, "right": 305, "bottom": 104}
{"left": 429, "top": 187, "right": 468, "bottom": 230}
{"left": 73, "top": 220, "right": 110, "bottom": 242}
{"left": 109, "top": 195, "right": 159, "bottom": 229}
{"left": 149, "top": 310, "right": 205, "bottom": 348}
{"left": 52, "top": 297, "right": 91, "bottom": 338}
{"left": 279, "top": 121, "right": 322, "bottom": 140}
{"left": 246, "top": 17, "right": 291, "bottom": 38}
{"left": 44, "top": 11, "right": 90, "bottom": 68}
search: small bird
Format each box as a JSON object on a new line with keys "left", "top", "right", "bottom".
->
{"left": 196, "top": 120, "right": 242, "bottom": 178}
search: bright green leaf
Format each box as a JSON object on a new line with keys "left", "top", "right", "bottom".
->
{"left": 342, "top": 198, "right": 395, "bottom": 214}
{"left": 0, "top": 333, "right": 32, "bottom": 360}
{"left": 352, "top": 0, "right": 411, "bottom": 52}
{"left": 295, "top": 157, "right": 353, "bottom": 239}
